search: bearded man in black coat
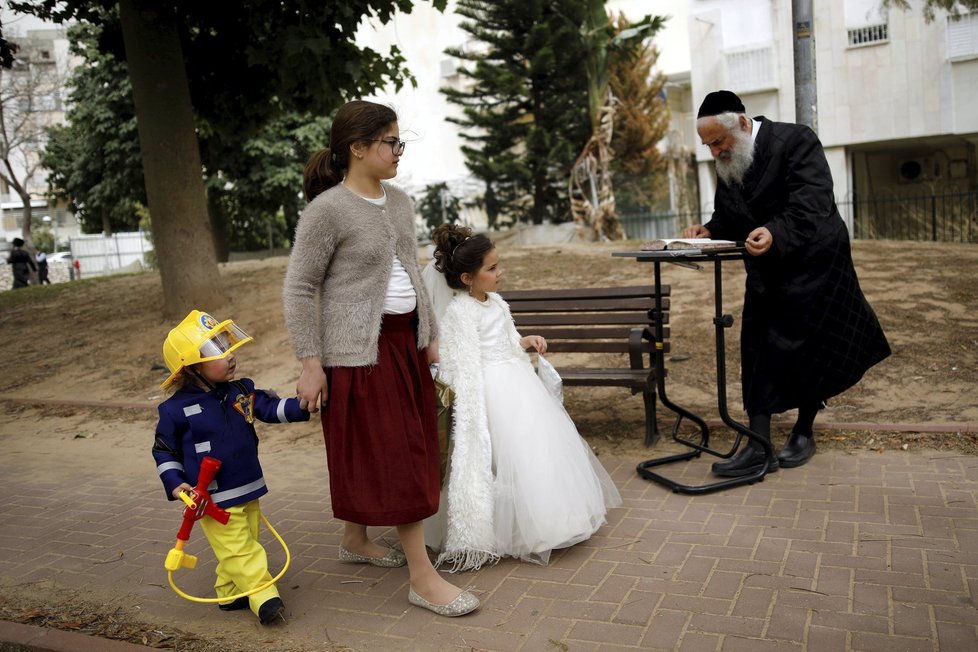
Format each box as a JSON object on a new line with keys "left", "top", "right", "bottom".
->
{"left": 684, "top": 90, "right": 890, "bottom": 477}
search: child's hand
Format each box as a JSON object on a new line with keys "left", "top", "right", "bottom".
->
{"left": 172, "top": 483, "right": 193, "bottom": 500}
{"left": 521, "top": 335, "right": 547, "bottom": 354}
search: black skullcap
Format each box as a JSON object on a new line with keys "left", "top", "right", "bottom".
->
{"left": 12, "top": 237, "right": 24, "bottom": 247}
{"left": 697, "top": 90, "right": 746, "bottom": 118}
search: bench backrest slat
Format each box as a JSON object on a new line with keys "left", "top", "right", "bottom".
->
{"left": 512, "top": 313, "right": 668, "bottom": 327}
{"left": 505, "top": 297, "right": 669, "bottom": 313}
{"left": 501, "top": 285, "right": 670, "bottom": 301}
{"left": 522, "top": 326, "right": 669, "bottom": 340}
{"left": 545, "top": 341, "right": 670, "bottom": 354}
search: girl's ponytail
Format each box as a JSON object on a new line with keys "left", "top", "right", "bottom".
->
{"left": 303, "top": 148, "right": 343, "bottom": 202}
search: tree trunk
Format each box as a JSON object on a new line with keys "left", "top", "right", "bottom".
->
{"left": 17, "top": 189, "right": 38, "bottom": 284}
{"left": 119, "top": 0, "right": 222, "bottom": 318}
{"left": 16, "top": 189, "right": 34, "bottom": 248}
{"left": 207, "top": 189, "right": 230, "bottom": 263}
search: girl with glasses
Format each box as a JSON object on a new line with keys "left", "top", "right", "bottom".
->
{"left": 283, "top": 100, "right": 478, "bottom": 617}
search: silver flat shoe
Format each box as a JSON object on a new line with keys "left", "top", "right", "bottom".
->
{"left": 408, "top": 587, "right": 480, "bottom": 617}
{"left": 338, "top": 545, "right": 407, "bottom": 568}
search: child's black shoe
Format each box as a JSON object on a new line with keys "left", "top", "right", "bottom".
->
{"left": 258, "top": 597, "right": 285, "bottom": 625}
{"left": 217, "top": 596, "right": 249, "bottom": 612}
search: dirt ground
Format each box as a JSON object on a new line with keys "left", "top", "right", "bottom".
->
{"left": 0, "top": 238, "right": 976, "bottom": 649}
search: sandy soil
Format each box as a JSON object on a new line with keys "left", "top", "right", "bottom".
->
{"left": 2, "top": 239, "right": 976, "bottom": 425}
{"left": 0, "top": 238, "right": 976, "bottom": 649}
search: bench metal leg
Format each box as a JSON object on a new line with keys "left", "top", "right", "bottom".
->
{"left": 642, "top": 383, "right": 659, "bottom": 447}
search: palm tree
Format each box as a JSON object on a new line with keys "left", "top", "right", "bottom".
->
{"left": 569, "top": 5, "right": 666, "bottom": 240}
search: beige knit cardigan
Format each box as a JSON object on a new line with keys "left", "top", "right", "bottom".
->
{"left": 282, "top": 182, "right": 437, "bottom": 367}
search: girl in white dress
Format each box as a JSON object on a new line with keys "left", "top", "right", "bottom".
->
{"left": 424, "top": 224, "right": 621, "bottom": 571}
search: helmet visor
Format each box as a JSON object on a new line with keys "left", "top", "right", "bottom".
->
{"left": 198, "top": 321, "right": 251, "bottom": 361}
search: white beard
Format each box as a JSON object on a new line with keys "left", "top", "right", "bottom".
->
{"left": 714, "top": 129, "right": 755, "bottom": 186}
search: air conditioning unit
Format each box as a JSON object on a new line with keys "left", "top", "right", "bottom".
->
{"left": 898, "top": 158, "right": 942, "bottom": 183}
{"left": 439, "top": 58, "right": 459, "bottom": 78}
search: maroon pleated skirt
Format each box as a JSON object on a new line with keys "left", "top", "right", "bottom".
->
{"left": 320, "top": 311, "right": 440, "bottom": 525}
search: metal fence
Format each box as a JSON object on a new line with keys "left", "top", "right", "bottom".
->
{"left": 618, "top": 211, "right": 707, "bottom": 241}
{"left": 842, "top": 191, "right": 977, "bottom": 242}
{"left": 68, "top": 231, "right": 154, "bottom": 279}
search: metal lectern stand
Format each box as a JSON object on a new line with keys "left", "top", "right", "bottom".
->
{"left": 613, "top": 248, "right": 774, "bottom": 494}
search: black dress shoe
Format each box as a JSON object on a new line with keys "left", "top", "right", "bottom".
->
{"left": 217, "top": 596, "right": 249, "bottom": 611}
{"left": 712, "top": 445, "right": 779, "bottom": 477}
{"left": 778, "top": 432, "right": 816, "bottom": 468}
{"left": 258, "top": 597, "right": 285, "bottom": 625}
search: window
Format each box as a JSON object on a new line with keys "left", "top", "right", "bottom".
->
{"left": 724, "top": 46, "right": 776, "bottom": 92}
{"left": 848, "top": 23, "right": 889, "bottom": 47}
{"left": 845, "top": 0, "right": 888, "bottom": 48}
{"left": 947, "top": 12, "right": 978, "bottom": 60}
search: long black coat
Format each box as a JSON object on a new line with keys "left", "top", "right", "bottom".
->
{"left": 7, "top": 248, "right": 36, "bottom": 289}
{"left": 704, "top": 117, "right": 890, "bottom": 415}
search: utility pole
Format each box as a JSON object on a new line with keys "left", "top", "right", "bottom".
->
{"left": 792, "top": 0, "right": 817, "bottom": 132}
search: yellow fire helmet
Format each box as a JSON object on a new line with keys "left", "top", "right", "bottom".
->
{"left": 161, "top": 310, "right": 253, "bottom": 389}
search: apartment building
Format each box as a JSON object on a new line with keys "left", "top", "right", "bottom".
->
{"left": 687, "top": 0, "right": 978, "bottom": 236}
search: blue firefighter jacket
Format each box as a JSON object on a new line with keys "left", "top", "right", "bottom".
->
{"left": 152, "top": 378, "right": 309, "bottom": 508}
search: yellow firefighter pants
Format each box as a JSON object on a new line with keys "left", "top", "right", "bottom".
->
{"left": 199, "top": 499, "right": 279, "bottom": 616}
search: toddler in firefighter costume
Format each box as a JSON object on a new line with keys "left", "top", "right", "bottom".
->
{"left": 152, "top": 310, "right": 309, "bottom": 625}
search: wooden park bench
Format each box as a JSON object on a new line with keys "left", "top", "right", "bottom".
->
{"left": 498, "top": 285, "right": 670, "bottom": 446}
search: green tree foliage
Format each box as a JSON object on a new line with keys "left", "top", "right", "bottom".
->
{"left": 442, "top": 0, "right": 591, "bottom": 228}
{"left": 883, "top": 0, "right": 978, "bottom": 21}
{"left": 607, "top": 13, "right": 669, "bottom": 214}
{"left": 13, "top": 0, "right": 430, "bottom": 137}
{"left": 41, "top": 22, "right": 145, "bottom": 236}
{"left": 12, "top": 0, "right": 443, "bottom": 317}
{"left": 417, "top": 182, "right": 461, "bottom": 235}
{"left": 202, "top": 112, "right": 331, "bottom": 256}
{"left": 41, "top": 19, "right": 330, "bottom": 255}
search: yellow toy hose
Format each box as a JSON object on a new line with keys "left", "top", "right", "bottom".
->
{"left": 165, "top": 512, "right": 290, "bottom": 604}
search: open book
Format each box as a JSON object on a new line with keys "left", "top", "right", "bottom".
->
{"left": 640, "top": 238, "right": 739, "bottom": 251}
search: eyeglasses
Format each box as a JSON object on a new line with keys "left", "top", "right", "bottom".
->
{"left": 367, "top": 138, "right": 406, "bottom": 156}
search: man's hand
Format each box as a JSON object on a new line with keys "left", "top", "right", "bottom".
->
{"left": 682, "top": 224, "right": 711, "bottom": 239}
{"left": 745, "top": 227, "right": 773, "bottom": 256}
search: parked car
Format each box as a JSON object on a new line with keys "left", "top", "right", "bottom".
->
{"left": 47, "top": 251, "right": 72, "bottom": 263}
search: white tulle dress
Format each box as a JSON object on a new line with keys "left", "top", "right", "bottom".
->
{"left": 426, "top": 291, "right": 621, "bottom": 568}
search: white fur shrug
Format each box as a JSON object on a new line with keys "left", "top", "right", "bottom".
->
{"left": 434, "top": 292, "right": 530, "bottom": 571}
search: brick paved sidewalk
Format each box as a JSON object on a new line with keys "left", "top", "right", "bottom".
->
{"left": 2, "top": 433, "right": 978, "bottom": 651}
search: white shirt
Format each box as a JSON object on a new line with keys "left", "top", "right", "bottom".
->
{"left": 749, "top": 116, "right": 760, "bottom": 147}
{"left": 361, "top": 190, "right": 418, "bottom": 314}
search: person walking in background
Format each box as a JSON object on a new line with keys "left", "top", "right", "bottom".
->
{"left": 282, "top": 100, "right": 478, "bottom": 617}
{"left": 153, "top": 310, "right": 310, "bottom": 625}
{"left": 684, "top": 90, "right": 890, "bottom": 477}
{"left": 7, "top": 238, "right": 36, "bottom": 289}
{"left": 423, "top": 224, "right": 621, "bottom": 571}
{"left": 35, "top": 250, "right": 50, "bottom": 285}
